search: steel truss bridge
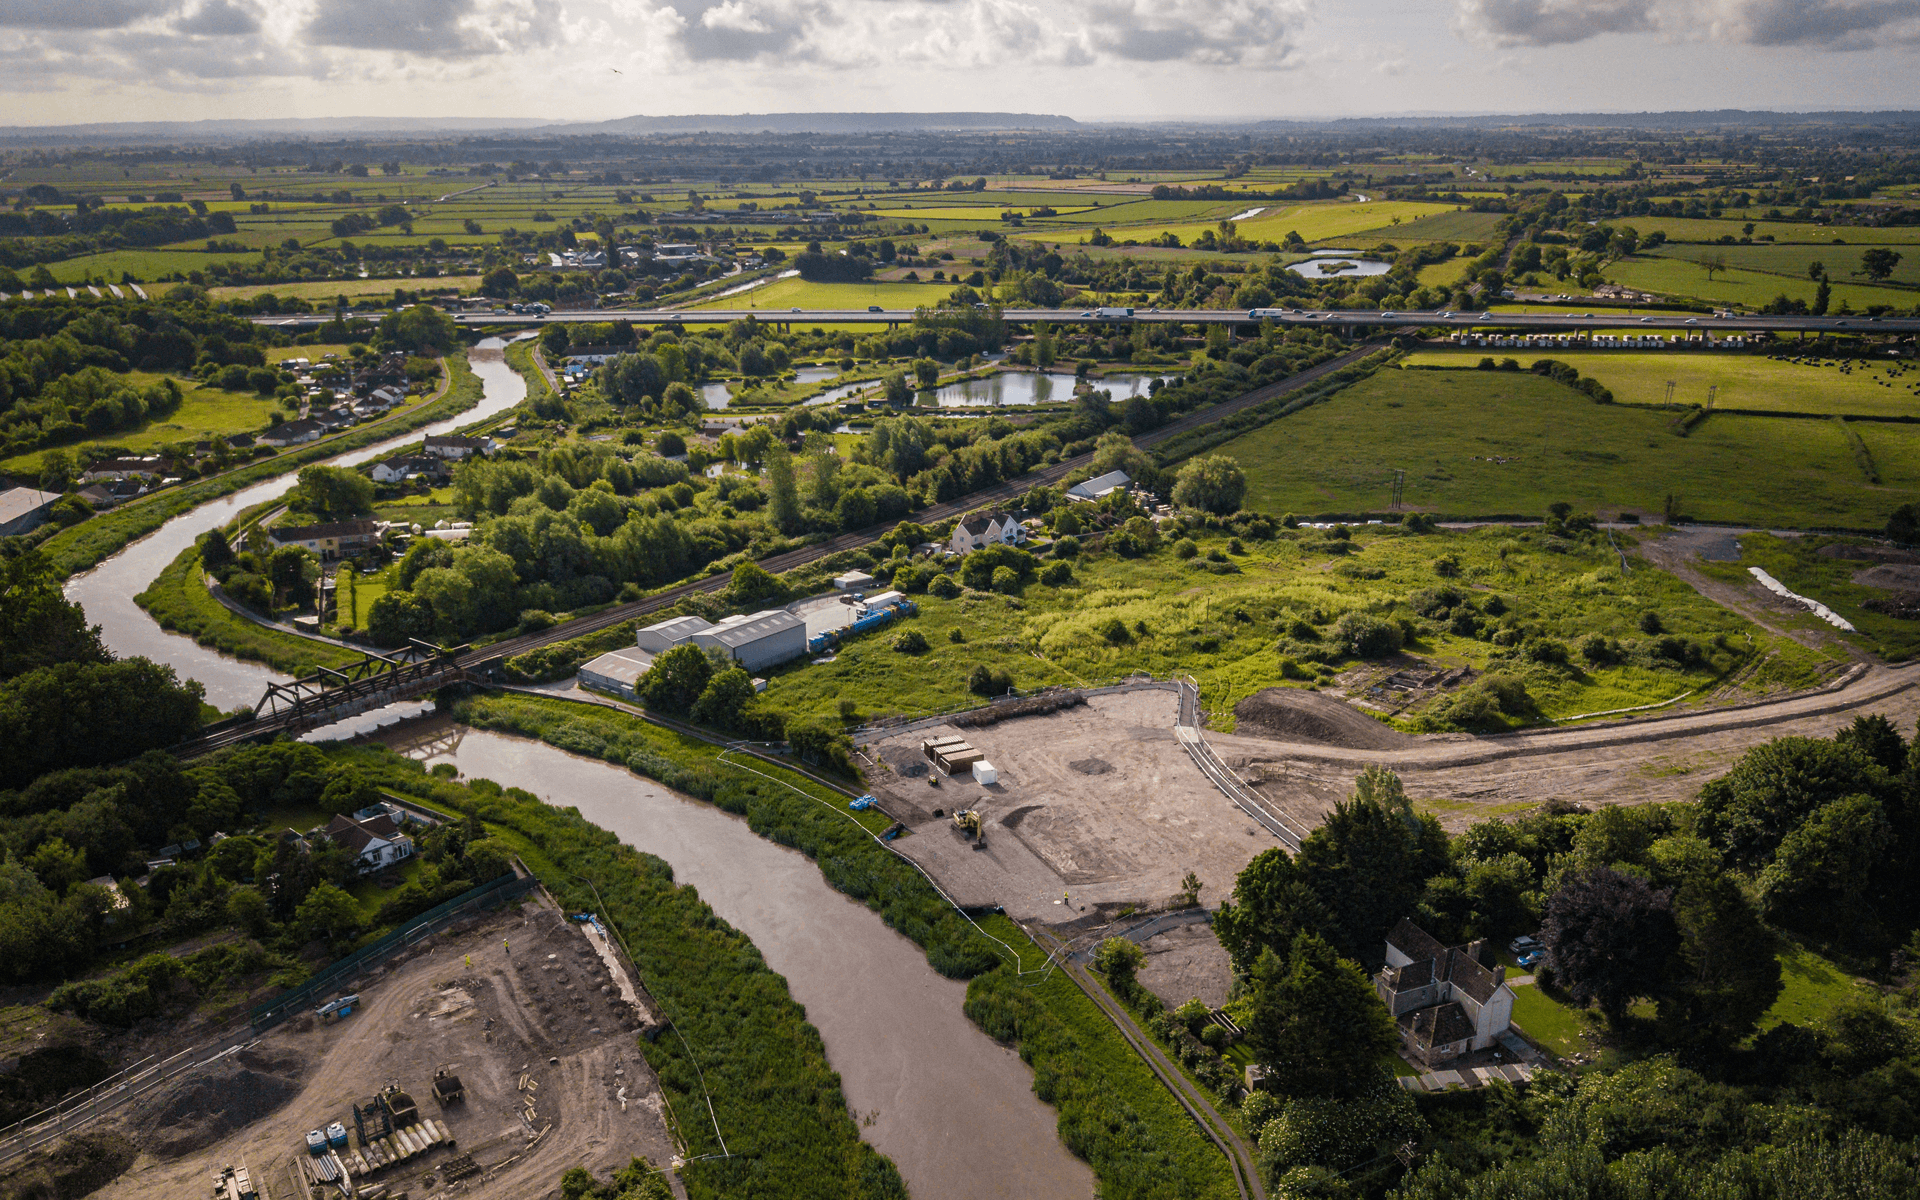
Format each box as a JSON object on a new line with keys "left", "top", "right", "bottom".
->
{"left": 178, "top": 641, "right": 469, "bottom": 757}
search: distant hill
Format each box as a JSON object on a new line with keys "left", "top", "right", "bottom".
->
{"left": 543, "top": 112, "right": 1081, "bottom": 135}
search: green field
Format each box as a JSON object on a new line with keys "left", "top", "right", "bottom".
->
{"left": 1014, "top": 199, "right": 1457, "bottom": 248}
{"left": 1760, "top": 942, "right": 1873, "bottom": 1030}
{"left": 1405, "top": 349, "right": 1920, "bottom": 418}
{"left": 686, "top": 276, "right": 957, "bottom": 311}
{"left": 1693, "top": 532, "right": 1920, "bottom": 662}
{"left": 1608, "top": 253, "right": 1916, "bottom": 311}
{"left": 1343, "top": 209, "right": 1509, "bottom": 247}
{"left": 0, "top": 376, "right": 280, "bottom": 475}
{"left": 1215, "top": 366, "right": 1916, "bottom": 528}
{"left": 199, "top": 277, "right": 484, "bottom": 303}
{"left": 1649, "top": 242, "right": 1920, "bottom": 288}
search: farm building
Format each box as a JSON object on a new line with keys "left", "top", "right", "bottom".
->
{"left": 0, "top": 487, "right": 60, "bottom": 536}
{"left": 834, "top": 570, "right": 876, "bottom": 591}
{"left": 579, "top": 648, "right": 654, "bottom": 698}
{"left": 1067, "top": 469, "right": 1131, "bottom": 501}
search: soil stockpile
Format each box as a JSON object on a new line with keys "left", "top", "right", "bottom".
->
{"left": 1232, "top": 688, "right": 1417, "bottom": 751}
{"left": 1819, "top": 543, "right": 1918, "bottom": 565}
{"left": 1853, "top": 563, "right": 1920, "bottom": 591}
{"left": 131, "top": 1049, "right": 301, "bottom": 1158}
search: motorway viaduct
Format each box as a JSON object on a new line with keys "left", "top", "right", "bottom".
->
{"left": 252, "top": 307, "right": 1920, "bottom": 336}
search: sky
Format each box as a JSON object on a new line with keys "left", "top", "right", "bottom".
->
{"left": 3, "top": 0, "right": 1920, "bottom": 127}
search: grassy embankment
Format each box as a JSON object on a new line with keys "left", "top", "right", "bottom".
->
{"left": 335, "top": 740, "right": 910, "bottom": 1200}
{"left": 1214, "top": 365, "right": 1920, "bottom": 530}
{"left": 755, "top": 523, "right": 1825, "bottom": 733}
{"left": 440, "top": 692, "right": 1240, "bottom": 1200}
{"left": 39, "top": 352, "right": 483, "bottom": 580}
{"left": 134, "top": 546, "right": 367, "bottom": 677}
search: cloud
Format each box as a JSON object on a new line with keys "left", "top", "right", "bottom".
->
{"left": 304, "top": 0, "right": 481, "bottom": 52}
{"left": 174, "top": 0, "right": 262, "bottom": 34}
{"left": 675, "top": 0, "right": 817, "bottom": 59}
{"left": 1454, "top": 0, "right": 1920, "bottom": 48}
{"left": 0, "top": 0, "right": 180, "bottom": 30}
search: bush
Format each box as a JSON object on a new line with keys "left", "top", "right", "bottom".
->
{"left": 967, "top": 665, "right": 1015, "bottom": 697}
{"left": 1523, "top": 637, "right": 1570, "bottom": 665}
{"left": 892, "top": 630, "right": 928, "bottom": 653}
{"left": 928, "top": 573, "right": 960, "bottom": 599}
{"left": 1331, "top": 612, "right": 1403, "bottom": 659}
{"left": 1174, "top": 538, "right": 1198, "bottom": 559}
{"left": 1039, "top": 561, "right": 1073, "bottom": 586}
{"left": 1053, "top": 535, "right": 1080, "bottom": 559}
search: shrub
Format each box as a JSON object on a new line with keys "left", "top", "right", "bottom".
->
{"left": 1098, "top": 616, "right": 1131, "bottom": 645}
{"left": 967, "top": 665, "right": 1014, "bottom": 696}
{"left": 948, "top": 627, "right": 966, "bottom": 643}
{"left": 1640, "top": 610, "right": 1664, "bottom": 634}
{"left": 1331, "top": 612, "right": 1403, "bottom": 659}
{"left": 990, "top": 565, "right": 1020, "bottom": 594}
{"left": 1053, "top": 535, "right": 1080, "bottom": 559}
{"left": 928, "top": 573, "right": 960, "bottom": 599}
{"left": 893, "top": 630, "right": 928, "bottom": 653}
{"left": 1039, "top": 561, "right": 1073, "bottom": 586}
{"left": 518, "top": 609, "right": 557, "bottom": 634}
{"left": 1433, "top": 554, "right": 1461, "bottom": 578}
{"left": 1174, "top": 538, "right": 1198, "bottom": 559}
{"left": 1523, "top": 637, "right": 1570, "bottom": 665}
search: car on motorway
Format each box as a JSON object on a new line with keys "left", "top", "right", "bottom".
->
{"left": 1379, "top": 311, "right": 1396, "bottom": 317}
{"left": 790, "top": 306, "right": 802, "bottom": 312}
{"left": 1686, "top": 318, "right": 1698, "bottom": 324}
{"left": 868, "top": 305, "right": 883, "bottom": 312}
{"left": 1640, "top": 316, "right": 1653, "bottom": 322}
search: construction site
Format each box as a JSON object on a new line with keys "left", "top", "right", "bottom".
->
{"left": 89, "top": 896, "right": 681, "bottom": 1200}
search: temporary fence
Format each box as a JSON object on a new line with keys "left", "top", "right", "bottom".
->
{"left": 1174, "top": 676, "right": 1312, "bottom": 851}
{"left": 247, "top": 871, "right": 537, "bottom": 1031}
{"left": 0, "top": 1042, "right": 253, "bottom": 1167}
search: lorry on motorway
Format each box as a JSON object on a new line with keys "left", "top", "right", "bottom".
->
{"left": 1095, "top": 307, "right": 1135, "bottom": 319}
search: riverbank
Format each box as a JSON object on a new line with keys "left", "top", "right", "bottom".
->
{"left": 448, "top": 691, "right": 1237, "bottom": 1198}
{"left": 41, "top": 352, "right": 483, "bottom": 581}
{"left": 134, "top": 546, "right": 367, "bottom": 678}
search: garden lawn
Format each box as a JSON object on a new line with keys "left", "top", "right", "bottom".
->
{"left": 1759, "top": 942, "right": 1873, "bottom": 1030}
{"left": 1508, "top": 984, "right": 1596, "bottom": 1058}
{"left": 1216, "top": 366, "right": 1917, "bottom": 529}
{"left": 1403, "top": 349, "right": 1920, "bottom": 418}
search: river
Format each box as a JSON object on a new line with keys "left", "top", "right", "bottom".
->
{"left": 61, "top": 339, "right": 1094, "bottom": 1199}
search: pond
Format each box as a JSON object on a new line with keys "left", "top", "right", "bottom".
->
{"left": 1287, "top": 250, "right": 1391, "bottom": 279}
{"left": 922, "top": 370, "right": 1171, "bottom": 407}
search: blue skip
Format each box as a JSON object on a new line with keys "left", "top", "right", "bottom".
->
{"left": 850, "top": 795, "right": 877, "bottom": 810}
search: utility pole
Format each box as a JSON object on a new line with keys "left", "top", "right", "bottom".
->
{"left": 1390, "top": 469, "right": 1404, "bottom": 510}
{"left": 1663, "top": 380, "right": 1675, "bottom": 406}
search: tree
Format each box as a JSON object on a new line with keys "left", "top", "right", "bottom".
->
{"left": 1294, "top": 767, "right": 1449, "bottom": 963}
{"left": 1697, "top": 254, "right": 1728, "bottom": 281}
{"left": 379, "top": 304, "right": 459, "bottom": 355}
{"left": 268, "top": 545, "right": 318, "bottom": 608}
{"left": 1541, "top": 866, "right": 1678, "bottom": 1019}
{"left": 1860, "top": 248, "right": 1902, "bottom": 281}
{"left": 691, "top": 667, "right": 756, "bottom": 731}
{"left": 639, "top": 644, "right": 713, "bottom": 716}
{"left": 1215, "top": 848, "right": 1334, "bottom": 975}
{"left": 728, "top": 562, "right": 787, "bottom": 608}
{"left": 1657, "top": 872, "right": 1781, "bottom": 1054}
{"left": 1171, "top": 455, "right": 1247, "bottom": 515}
{"left": 1330, "top": 612, "right": 1403, "bottom": 660}
{"left": 1245, "top": 933, "right": 1398, "bottom": 1099}
{"left": 765, "top": 445, "right": 800, "bottom": 533}
{"left": 365, "top": 589, "right": 435, "bottom": 647}
{"left": 295, "top": 466, "right": 374, "bottom": 521}
{"left": 1836, "top": 713, "right": 1907, "bottom": 773}
{"left": 295, "top": 883, "right": 360, "bottom": 945}
{"left": 481, "top": 266, "right": 517, "bottom": 295}
{"left": 1757, "top": 794, "right": 1892, "bottom": 928}
{"left": 0, "top": 550, "right": 107, "bottom": 681}
{"left": 0, "top": 659, "right": 205, "bottom": 789}
{"left": 1696, "top": 736, "right": 1890, "bottom": 867}
{"left": 1093, "top": 936, "right": 1146, "bottom": 989}
{"left": 1808, "top": 260, "right": 1826, "bottom": 281}
{"left": 1813, "top": 278, "right": 1831, "bottom": 316}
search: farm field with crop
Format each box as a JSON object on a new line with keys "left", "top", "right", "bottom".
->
{"left": 1404, "top": 349, "right": 1920, "bottom": 417}
{"left": 1213, "top": 366, "right": 1916, "bottom": 528}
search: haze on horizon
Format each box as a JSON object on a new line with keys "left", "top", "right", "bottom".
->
{"left": 3, "top": 0, "right": 1920, "bottom": 128}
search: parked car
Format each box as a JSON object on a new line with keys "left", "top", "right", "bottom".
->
{"left": 1508, "top": 934, "right": 1542, "bottom": 955}
{"left": 1518, "top": 950, "right": 1545, "bottom": 969}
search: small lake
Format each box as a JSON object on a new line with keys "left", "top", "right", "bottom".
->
{"left": 1287, "top": 250, "right": 1391, "bottom": 279}
{"left": 924, "top": 371, "right": 1170, "bottom": 407}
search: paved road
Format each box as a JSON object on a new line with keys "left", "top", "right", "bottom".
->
{"left": 249, "top": 307, "right": 1920, "bottom": 335}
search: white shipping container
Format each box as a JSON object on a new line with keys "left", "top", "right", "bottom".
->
{"left": 972, "top": 761, "right": 998, "bottom": 786}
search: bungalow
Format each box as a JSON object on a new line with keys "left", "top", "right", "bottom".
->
{"left": 310, "top": 408, "right": 356, "bottom": 432}
{"left": 1067, "top": 469, "right": 1131, "bottom": 502}
{"left": 77, "top": 479, "right": 144, "bottom": 508}
{"left": 370, "top": 455, "right": 441, "bottom": 484}
{"left": 363, "top": 385, "right": 407, "bottom": 411}
{"left": 322, "top": 811, "right": 415, "bottom": 873}
{"left": 260, "top": 419, "right": 325, "bottom": 447}
{"left": 267, "top": 517, "right": 383, "bottom": 558}
{"left": 1375, "top": 918, "right": 1515, "bottom": 1068}
{"left": 80, "top": 456, "right": 177, "bottom": 483}
{"left": 949, "top": 511, "right": 1026, "bottom": 555}
{"left": 423, "top": 434, "right": 495, "bottom": 461}
{"left": 351, "top": 354, "right": 408, "bottom": 395}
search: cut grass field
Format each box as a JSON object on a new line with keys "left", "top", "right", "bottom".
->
{"left": 1648, "top": 242, "right": 1920, "bottom": 288}
{"left": 40, "top": 249, "right": 254, "bottom": 284}
{"left": 0, "top": 377, "right": 281, "bottom": 476}
{"left": 1403, "top": 349, "right": 1920, "bottom": 418}
{"left": 756, "top": 522, "right": 1790, "bottom": 732}
{"left": 1215, "top": 366, "right": 1918, "bottom": 529}
{"left": 1603, "top": 254, "right": 1909, "bottom": 313}
{"left": 684, "top": 276, "right": 956, "bottom": 310}
{"left": 1016, "top": 199, "right": 1458, "bottom": 248}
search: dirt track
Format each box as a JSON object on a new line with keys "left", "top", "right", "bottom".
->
{"left": 1216, "top": 660, "right": 1920, "bottom": 830}
{"left": 95, "top": 898, "right": 679, "bottom": 1200}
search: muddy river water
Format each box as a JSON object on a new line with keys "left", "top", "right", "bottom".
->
{"left": 61, "top": 341, "right": 1093, "bottom": 1199}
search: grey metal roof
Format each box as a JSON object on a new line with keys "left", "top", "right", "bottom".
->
{"left": 641, "top": 615, "right": 713, "bottom": 640}
{"left": 1069, "top": 469, "right": 1130, "bottom": 497}
{"left": 580, "top": 648, "right": 653, "bottom": 686}
{"left": 697, "top": 609, "right": 803, "bottom": 647}
{"left": 0, "top": 488, "right": 58, "bottom": 525}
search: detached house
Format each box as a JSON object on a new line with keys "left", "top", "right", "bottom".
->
{"left": 1375, "top": 919, "right": 1515, "bottom": 1068}
{"left": 323, "top": 811, "right": 415, "bottom": 873}
{"left": 423, "top": 434, "right": 495, "bottom": 461}
{"left": 948, "top": 511, "right": 1026, "bottom": 555}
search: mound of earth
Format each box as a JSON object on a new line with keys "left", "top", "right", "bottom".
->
{"left": 1863, "top": 592, "right": 1920, "bottom": 620}
{"left": 1819, "top": 543, "right": 1918, "bottom": 565}
{"left": 1, "top": 1130, "right": 137, "bottom": 1200}
{"left": 1853, "top": 563, "right": 1920, "bottom": 591}
{"left": 132, "top": 1050, "right": 301, "bottom": 1158}
{"left": 1233, "top": 688, "right": 1418, "bottom": 750}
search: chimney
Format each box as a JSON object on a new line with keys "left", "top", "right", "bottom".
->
{"left": 1494, "top": 965, "right": 1506, "bottom": 986}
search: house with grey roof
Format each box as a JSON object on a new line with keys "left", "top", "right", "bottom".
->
{"left": 1375, "top": 918, "right": 1515, "bottom": 1068}
{"left": 948, "top": 511, "right": 1026, "bottom": 555}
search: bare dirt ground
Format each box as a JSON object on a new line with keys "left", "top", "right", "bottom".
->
{"left": 1637, "top": 526, "right": 1850, "bottom": 654}
{"left": 1133, "top": 923, "right": 1234, "bottom": 1011}
{"left": 94, "top": 898, "right": 680, "bottom": 1200}
{"left": 868, "top": 690, "right": 1283, "bottom": 923}
{"left": 1215, "top": 661, "right": 1920, "bottom": 831}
